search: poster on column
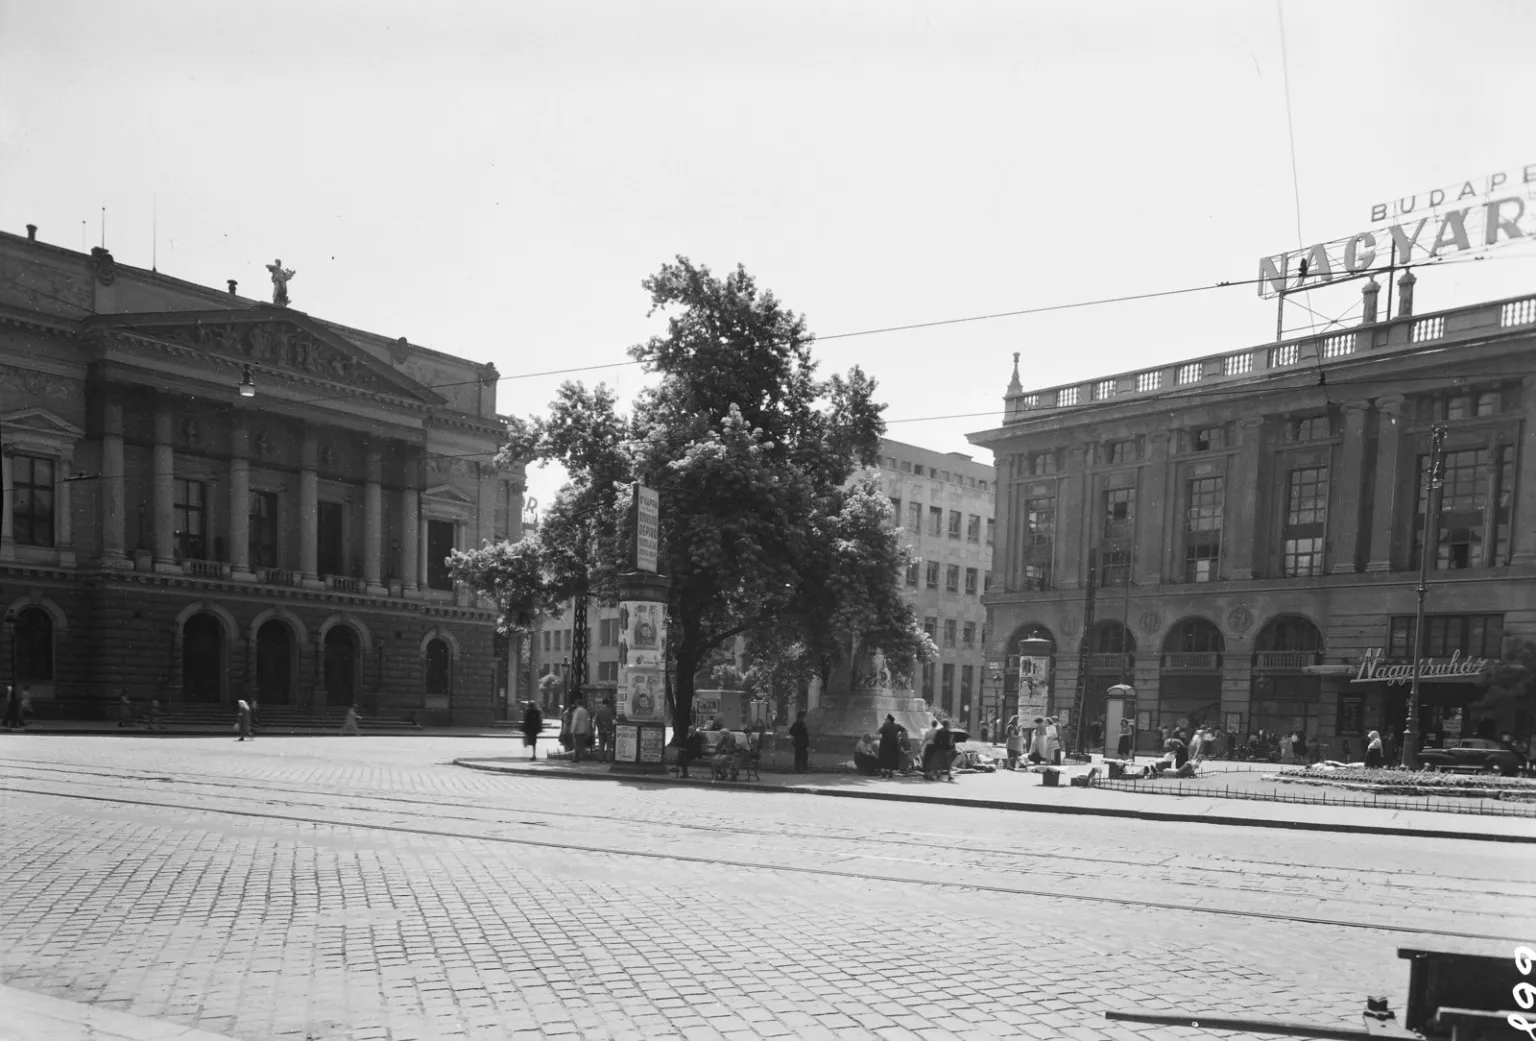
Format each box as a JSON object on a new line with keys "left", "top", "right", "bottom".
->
{"left": 1017, "top": 656, "right": 1051, "bottom": 718}
{"left": 618, "top": 600, "right": 667, "bottom": 722}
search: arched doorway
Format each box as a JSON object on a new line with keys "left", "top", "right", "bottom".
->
{"left": 424, "top": 637, "right": 451, "bottom": 701}
{"left": 256, "top": 620, "right": 294, "bottom": 705}
{"left": 14, "top": 606, "right": 54, "bottom": 687}
{"left": 1081, "top": 620, "right": 1135, "bottom": 747}
{"left": 1158, "top": 618, "right": 1224, "bottom": 734}
{"left": 1250, "top": 614, "right": 1323, "bottom": 742}
{"left": 323, "top": 626, "right": 359, "bottom": 708}
{"left": 182, "top": 613, "right": 223, "bottom": 703}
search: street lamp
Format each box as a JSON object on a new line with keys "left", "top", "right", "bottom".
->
{"left": 1403, "top": 424, "right": 1447, "bottom": 771}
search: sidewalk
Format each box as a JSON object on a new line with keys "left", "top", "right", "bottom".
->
{"left": 0, "top": 720, "right": 523, "bottom": 739}
{"left": 454, "top": 752, "right": 1536, "bottom": 844}
{"left": 0, "top": 983, "right": 236, "bottom": 1041}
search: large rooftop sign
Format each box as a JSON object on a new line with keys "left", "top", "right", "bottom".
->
{"left": 1257, "top": 163, "right": 1536, "bottom": 299}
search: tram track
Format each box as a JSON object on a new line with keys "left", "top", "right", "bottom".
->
{"left": 3, "top": 756, "right": 1528, "bottom": 898}
{"left": 2, "top": 762, "right": 1530, "bottom": 946}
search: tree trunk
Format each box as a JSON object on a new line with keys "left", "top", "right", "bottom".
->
{"left": 670, "top": 614, "right": 701, "bottom": 744}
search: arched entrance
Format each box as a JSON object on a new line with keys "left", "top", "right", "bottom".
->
{"left": 182, "top": 613, "right": 224, "bottom": 703}
{"left": 1158, "top": 618, "right": 1224, "bottom": 734}
{"left": 256, "top": 620, "right": 294, "bottom": 705}
{"left": 425, "top": 637, "right": 451, "bottom": 699}
{"left": 323, "top": 626, "right": 359, "bottom": 708}
{"left": 1250, "top": 614, "right": 1323, "bottom": 741}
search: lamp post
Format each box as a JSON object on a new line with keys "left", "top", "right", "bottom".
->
{"left": 1402, "top": 424, "right": 1447, "bottom": 771}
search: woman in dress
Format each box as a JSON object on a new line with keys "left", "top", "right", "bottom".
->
{"left": 1364, "top": 730, "right": 1384, "bottom": 769}
{"left": 876, "top": 714, "right": 902, "bottom": 779}
{"left": 1004, "top": 716, "right": 1024, "bottom": 771}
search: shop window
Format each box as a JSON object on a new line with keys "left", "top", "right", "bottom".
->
{"left": 12, "top": 456, "right": 55, "bottom": 548}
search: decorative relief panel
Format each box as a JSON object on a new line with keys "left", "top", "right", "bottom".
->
{"left": 0, "top": 367, "right": 74, "bottom": 404}
{"left": 113, "top": 320, "right": 387, "bottom": 391}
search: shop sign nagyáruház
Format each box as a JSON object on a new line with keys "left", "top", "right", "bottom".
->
{"left": 1351, "top": 649, "right": 1492, "bottom": 686}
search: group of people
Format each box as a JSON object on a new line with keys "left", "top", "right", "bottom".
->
{"left": 519, "top": 695, "right": 621, "bottom": 763}
{"left": 992, "top": 715, "right": 1063, "bottom": 770}
{"left": 852, "top": 715, "right": 960, "bottom": 781}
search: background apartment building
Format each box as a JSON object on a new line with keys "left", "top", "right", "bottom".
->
{"left": 876, "top": 437, "right": 996, "bottom": 730}
{"left": 970, "top": 279, "right": 1536, "bottom": 754}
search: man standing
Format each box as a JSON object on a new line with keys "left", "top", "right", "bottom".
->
{"left": 1, "top": 685, "right": 23, "bottom": 732}
{"left": 570, "top": 697, "right": 591, "bottom": 764}
{"left": 789, "top": 710, "right": 810, "bottom": 773}
{"left": 595, "top": 697, "right": 616, "bottom": 762}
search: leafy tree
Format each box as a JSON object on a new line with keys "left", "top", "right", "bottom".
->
{"left": 451, "top": 257, "right": 932, "bottom": 739}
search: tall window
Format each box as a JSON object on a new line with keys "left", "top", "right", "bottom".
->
{"left": 888, "top": 497, "right": 901, "bottom": 527}
{"left": 983, "top": 571, "right": 992, "bottom": 593}
{"left": 960, "top": 666, "right": 973, "bottom": 710}
{"left": 1184, "top": 476, "right": 1223, "bottom": 582}
{"left": 922, "top": 662, "right": 935, "bottom": 699}
{"left": 1100, "top": 488, "right": 1135, "bottom": 587}
{"left": 944, "top": 619, "right": 957, "bottom": 647}
{"left": 962, "top": 621, "right": 976, "bottom": 647}
{"left": 426, "top": 519, "right": 455, "bottom": 590}
{"left": 986, "top": 518, "right": 995, "bottom": 545}
{"left": 941, "top": 664, "right": 954, "bottom": 707}
{"left": 1388, "top": 614, "right": 1503, "bottom": 658}
{"left": 1291, "top": 416, "right": 1332, "bottom": 441}
{"left": 12, "top": 456, "right": 55, "bottom": 548}
{"left": 925, "top": 561, "right": 940, "bottom": 589}
{"left": 1024, "top": 493, "right": 1055, "bottom": 590}
{"left": 1415, "top": 447, "right": 1514, "bottom": 569}
{"left": 948, "top": 510, "right": 962, "bottom": 539}
{"left": 964, "top": 567, "right": 978, "bottom": 595}
{"left": 928, "top": 506, "right": 943, "bottom": 537}
{"left": 599, "top": 618, "right": 618, "bottom": 646}
{"left": 905, "top": 560, "right": 919, "bottom": 587}
{"left": 1192, "top": 427, "right": 1225, "bottom": 452}
{"left": 173, "top": 478, "right": 207, "bottom": 561}
{"left": 317, "top": 501, "right": 346, "bottom": 576}
{"left": 907, "top": 501, "right": 922, "bottom": 531}
{"left": 945, "top": 564, "right": 960, "bottom": 592}
{"left": 249, "top": 491, "right": 278, "bottom": 569}
{"left": 966, "top": 514, "right": 981, "bottom": 542}
{"left": 1107, "top": 440, "right": 1137, "bottom": 465}
{"left": 1282, "top": 467, "right": 1328, "bottom": 577}
{"left": 597, "top": 661, "right": 618, "bottom": 683}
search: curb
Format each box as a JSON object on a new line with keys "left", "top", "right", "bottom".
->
{"left": 0, "top": 728, "right": 509, "bottom": 739}
{"left": 452, "top": 758, "right": 1536, "bottom": 845}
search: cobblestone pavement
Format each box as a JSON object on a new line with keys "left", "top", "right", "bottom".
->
{"left": 1, "top": 737, "right": 1533, "bottom": 1041}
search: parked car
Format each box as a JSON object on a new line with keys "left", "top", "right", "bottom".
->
{"left": 1418, "top": 737, "right": 1528, "bottom": 777}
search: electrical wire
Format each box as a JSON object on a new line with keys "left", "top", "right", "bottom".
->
{"left": 1276, "top": 0, "right": 1306, "bottom": 254}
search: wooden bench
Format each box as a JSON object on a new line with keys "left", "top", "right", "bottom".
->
{"left": 678, "top": 731, "right": 762, "bottom": 782}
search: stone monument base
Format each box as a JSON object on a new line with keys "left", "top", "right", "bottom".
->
{"left": 810, "top": 690, "right": 931, "bottom": 742}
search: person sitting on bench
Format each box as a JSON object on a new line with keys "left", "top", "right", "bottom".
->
{"left": 1142, "top": 738, "right": 1194, "bottom": 779}
{"left": 711, "top": 728, "right": 740, "bottom": 781}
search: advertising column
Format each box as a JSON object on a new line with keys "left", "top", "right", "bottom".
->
{"left": 612, "top": 484, "right": 672, "bottom": 773}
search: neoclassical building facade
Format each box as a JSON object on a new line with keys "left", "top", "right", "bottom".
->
{"left": 0, "top": 226, "right": 523, "bottom": 724}
{"left": 970, "top": 278, "right": 1536, "bottom": 752}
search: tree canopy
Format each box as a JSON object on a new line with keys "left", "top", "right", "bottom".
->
{"left": 450, "top": 256, "right": 932, "bottom": 736}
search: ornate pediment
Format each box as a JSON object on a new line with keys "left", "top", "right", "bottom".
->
{"left": 85, "top": 309, "right": 440, "bottom": 403}
{"left": 423, "top": 484, "right": 475, "bottom": 505}
{"left": 3, "top": 407, "right": 85, "bottom": 441}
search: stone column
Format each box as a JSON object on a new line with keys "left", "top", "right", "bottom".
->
{"left": 1514, "top": 376, "right": 1536, "bottom": 566}
{"left": 101, "top": 399, "right": 127, "bottom": 566}
{"left": 55, "top": 454, "right": 74, "bottom": 567}
{"left": 1328, "top": 401, "right": 1372, "bottom": 574}
{"left": 0, "top": 448, "right": 13, "bottom": 561}
{"left": 1057, "top": 446, "right": 1089, "bottom": 589}
{"left": 229, "top": 417, "right": 253, "bottom": 580}
{"left": 993, "top": 454, "right": 1014, "bottom": 591}
{"left": 1136, "top": 432, "right": 1171, "bottom": 585}
{"left": 399, "top": 455, "right": 420, "bottom": 597}
{"left": 1225, "top": 418, "right": 1264, "bottom": 580}
{"left": 152, "top": 407, "right": 178, "bottom": 573}
{"left": 299, "top": 427, "right": 321, "bottom": 589}
{"left": 1365, "top": 397, "right": 1405, "bottom": 572}
{"left": 364, "top": 445, "right": 385, "bottom": 594}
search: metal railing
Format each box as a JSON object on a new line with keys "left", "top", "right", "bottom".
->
{"left": 184, "top": 559, "right": 226, "bottom": 579}
{"left": 1092, "top": 775, "right": 1536, "bottom": 817}
{"left": 260, "top": 568, "right": 299, "bottom": 587}
{"left": 326, "top": 575, "right": 365, "bottom": 594}
{"left": 1161, "top": 652, "right": 1222, "bottom": 671}
{"left": 1252, "top": 650, "right": 1319, "bottom": 671}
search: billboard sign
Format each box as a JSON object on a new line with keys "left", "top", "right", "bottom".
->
{"left": 1257, "top": 163, "right": 1536, "bottom": 299}
{"left": 635, "top": 484, "right": 659, "bottom": 572}
{"left": 617, "top": 600, "right": 667, "bottom": 721}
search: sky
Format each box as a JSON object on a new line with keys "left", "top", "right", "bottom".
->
{"left": 3, "top": 0, "right": 1534, "bottom": 515}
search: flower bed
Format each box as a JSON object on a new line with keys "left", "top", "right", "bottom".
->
{"left": 1271, "top": 765, "right": 1536, "bottom": 801}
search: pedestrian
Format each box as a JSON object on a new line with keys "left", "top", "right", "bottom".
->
{"left": 249, "top": 697, "right": 260, "bottom": 733}
{"left": 1341, "top": 737, "right": 1353, "bottom": 763}
{"left": 235, "top": 699, "right": 253, "bottom": 742}
{"left": 1005, "top": 716, "right": 1024, "bottom": 770}
{"left": 919, "top": 717, "right": 939, "bottom": 778}
{"left": 1294, "top": 731, "right": 1308, "bottom": 762}
{"left": 1, "top": 685, "right": 23, "bottom": 732}
{"left": 980, "top": 722, "right": 989, "bottom": 744}
{"left": 677, "top": 725, "right": 705, "bottom": 778}
{"left": 1027, "top": 716, "right": 1048, "bottom": 764}
{"left": 147, "top": 698, "right": 165, "bottom": 731}
{"left": 1045, "top": 716, "right": 1062, "bottom": 765}
{"left": 341, "top": 705, "right": 362, "bottom": 735}
{"left": 595, "top": 697, "right": 615, "bottom": 762}
{"left": 789, "top": 710, "right": 810, "bottom": 773}
{"left": 520, "top": 701, "right": 542, "bottom": 759}
{"left": 1116, "top": 718, "right": 1134, "bottom": 761}
{"left": 931, "top": 720, "right": 956, "bottom": 782}
{"left": 570, "top": 697, "right": 591, "bottom": 763}
{"left": 877, "top": 713, "right": 902, "bottom": 778}
{"left": 1364, "top": 730, "right": 1384, "bottom": 769}
{"left": 117, "top": 690, "right": 134, "bottom": 728}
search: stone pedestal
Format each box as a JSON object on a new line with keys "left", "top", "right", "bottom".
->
{"left": 810, "top": 653, "right": 931, "bottom": 741}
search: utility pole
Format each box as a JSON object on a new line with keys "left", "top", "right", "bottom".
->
{"left": 1071, "top": 547, "right": 1099, "bottom": 755}
{"left": 1403, "top": 424, "right": 1447, "bottom": 770}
